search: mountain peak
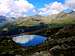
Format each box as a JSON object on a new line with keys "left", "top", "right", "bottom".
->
{"left": 64, "top": 8, "right": 73, "bottom": 14}
{"left": 0, "top": 16, "right": 7, "bottom": 23}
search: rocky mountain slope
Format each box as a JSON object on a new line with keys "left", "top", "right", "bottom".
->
{"left": 0, "top": 10, "right": 75, "bottom": 36}
{"left": 0, "top": 24, "right": 75, "bottom": 56}
{"left": 16, "top": 10, "right": 75, "bottom": 27}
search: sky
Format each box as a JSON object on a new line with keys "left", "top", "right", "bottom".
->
{"left": 0, "top": 0, "right": 75, "bottom": 17}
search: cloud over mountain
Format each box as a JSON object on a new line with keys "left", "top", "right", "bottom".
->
{"left": 39, "top": 0, "right": 75, "bottom": 15}
{"left": 0, "top": 0, "right": 75, "bottom": 17}
{"left": 39, "top": 2, "right": 64, "bottom": 15}
{"left": 65, "top": 0, "right": 75, "bottom": 9}
{"left": 0, "top": 0, "right": 35, "bottom": 17}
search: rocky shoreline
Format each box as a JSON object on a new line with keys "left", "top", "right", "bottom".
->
{"left": 0, "top": 24, "right": 75, "bottom": 56}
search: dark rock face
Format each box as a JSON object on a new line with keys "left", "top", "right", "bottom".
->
{"left": 0, "top": 24, "right": 75, "bottom": 56}
{"left": 0, "top": 16, "right": 7, "bottom": 23}
{"left": 0, "top": 16, "right": 8, "bottom": 29}
{"left": 48, "top": 25, "right": 75, "bottom": 56}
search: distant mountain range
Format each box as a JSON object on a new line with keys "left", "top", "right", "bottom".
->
{"left": 0, "top": 10, "right": 75, "bottom": 31}
{"left": 0, "top": 16, "right": 7, "bottom": 23}
{"left": 0, "top": 16, "right": 8, "bottom": 28}
{"left": 0, "top": 16, "right": 16, "bottom": 31}
{"left": 16, "top": 10, "right": 75, "bottom": 27}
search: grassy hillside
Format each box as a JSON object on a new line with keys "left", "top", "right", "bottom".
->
{"left": 15, "top": 11, "right": 75, "bottom": 27}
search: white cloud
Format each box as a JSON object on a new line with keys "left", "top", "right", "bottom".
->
{"left": 39, "top": 2, "right": 64, "bottom": 15}
{"left": 1, "top": 0, "right": 65, "bottom": 16}
{"left": 0, "top": 0, "right": 75, "bottom": 17}
{"left": 39, "top": 0, "right": 75, "bottom": 15}
{"left": 65, "top": 0, "right": 75, "bottom": 10}
{"left": 50, "top": 2, "right": 64, "bottom": 11}
{"left": 14, "top": 0, "right": 34, "bottom": 11}
{"left": 0, "top": 0, "right": 10, "bottom": 15}
{"left": 0, "top": 0, "right": 35, "bottom": 17}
